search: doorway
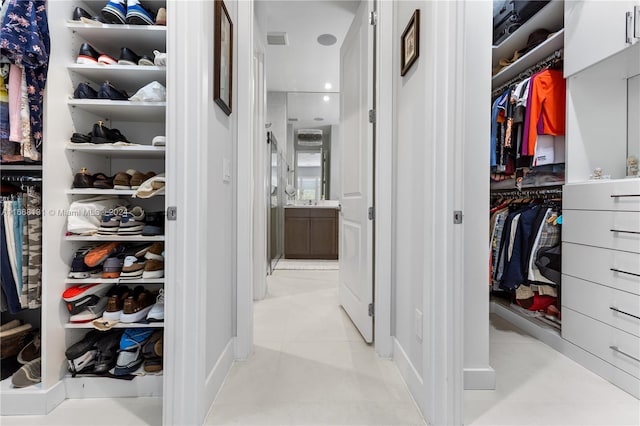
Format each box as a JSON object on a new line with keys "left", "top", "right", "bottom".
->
{"left": 255, "top": 0, "right": 378, "bottom": 344}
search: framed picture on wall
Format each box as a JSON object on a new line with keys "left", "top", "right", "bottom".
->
{"left": 400, "top": 9, "right": 420, "bottom": 77}
{"left": 214, "top": 0, "right": 233, "bottom": 115}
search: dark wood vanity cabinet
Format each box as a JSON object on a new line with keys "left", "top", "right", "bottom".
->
{"left": 284, "top": 208, "right": 338, "bottom": 259}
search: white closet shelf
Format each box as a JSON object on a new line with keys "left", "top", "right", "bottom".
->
{"left": 1, "top": 164, "right": 43, "bottom": 171}
{"left": 492, "top": 0, "right": 564, "bottom": 61}
{"left": 68, "top": 100, "right": 166, "bottom": 122}
{"left": 65, "top": 235, "right": 165, "bottom": 242}
{"left": 66, "top": 22, "right": 166, "bottom": 53}
{"left": 68, "top": 64, "right": 167, "bottom": 88}
{"left": 66, "top": 144, "right": 166, "bottom": 158}
{"left": 492, "top": 29, "right": 565, "bottom": 89}
{"left": 65, "top": 322, "right": 164, "bottom": 329}
{"left": 64, "top": 278, "right": 165, "bottom": 285}
{"left": 64, "top": 373, "right": 163, "bottom": 398}
{"left": 66, "top": 188, "right": 136, "bottom": 195}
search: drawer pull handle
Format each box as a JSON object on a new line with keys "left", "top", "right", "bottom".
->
{"left": 610, "top": 229, "right": 640, "bottom": 235}
{"left": 610, "top": 268, "right": 640, "bottom": 278}
{"left": 609, "top": 345, "right": 640, "bottom": 363}
{"left": 610, "top": 194, "right": 640, "bottom": 198}
{"left": 609, "top": 307, "right": 640, "bottom": 320}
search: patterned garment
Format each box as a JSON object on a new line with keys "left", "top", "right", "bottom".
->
{"left": 21, "top": 193, "right": 28, "bottom": 306}
{"left": 0, "top": 0, "right": 50, "bottom": 154}
{"left": 528, "top": 209, "right": 561, "bottom": 285}
{"left": 26, "top": 191, "right": 41, "bottom": 308}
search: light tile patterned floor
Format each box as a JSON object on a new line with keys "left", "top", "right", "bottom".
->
{"left": 2, "top": 271, "right": 638, "bottom": 425}
{"left": 205, "top": 270, "right": 426, "bottom": 425}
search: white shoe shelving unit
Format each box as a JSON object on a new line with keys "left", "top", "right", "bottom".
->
{"left": 1, "top": 0, "right": 168, "bottom": 415}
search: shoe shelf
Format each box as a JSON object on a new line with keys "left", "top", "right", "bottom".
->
{"left": 0, "top": 164, "right": 43, "bottom": 171}
{"left": 492, "top": 29, "right": 565, "bottom": 88}
{"left": 66, "top": 22, "right": 166, "bottom": 53}
{"left": 64, "top": 278, "right": 165, "bottom": 285}
{"left": 65, "top": 144, "right": 166, "bottom": 158}
{"left": 65, "top": 188, "right": 136, "bottom": 195}
{"left": 68, "top": 64, "right": 166, "bottom": 88}
{"left": 64, "top": 373, "right": 163, "bottom": 398}
{"left": 65, "top": 235, "right": 165, "bottom": 242}
{"left": 68, "top": 99, "right": 166, "bottom": 122}
{"left": 64, "top": 322, "right": 164, "bottom": 329}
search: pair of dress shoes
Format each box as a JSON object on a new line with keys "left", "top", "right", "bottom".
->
{"left": 70, "top": 121, "right": 129, "bottom": 145}
{"left": 74, "top": 81, "right": 128, "bottom": 101}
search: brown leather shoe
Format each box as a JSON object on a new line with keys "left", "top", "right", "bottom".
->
{"left": 121, "top": 286, "right": 155, "bottom": 323}
{"left": 130, "top": 171, "right": 156, "bottom": 189}
{"left": 142, "top": 259, "right": 164, "bottom": 278}
{"left": 143, "top": 242, "right": 164, "bottom": 261}
{"left": 72, "top": 168, "right": 95, "bottom": 188}
{"left": 113, "top": 172, "right": 132, "bottom": 189}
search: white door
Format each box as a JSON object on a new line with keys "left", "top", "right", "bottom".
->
{"left": 339, "top": 0, "right": 374, "bottom": 343}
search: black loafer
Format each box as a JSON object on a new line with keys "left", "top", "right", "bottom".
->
{"left": 91, "top": 121, "right": 130, "bottom": 143}
{"left": 97, "top": 81, "right": 129, "bottom": 101}
{"left": 72, "top": 7, "right": 107, "bottom": 24}
{"left": 70, "top": 133, "right": 92, "bottom": 143}
{"left": 74, "top": 82, "right": 98, "bottom": 99}
{"left": 77, "top": 43, "right": 101, "bottom": 64}
{"left": 118, "top": 47, "right": 141, "bottom": 66}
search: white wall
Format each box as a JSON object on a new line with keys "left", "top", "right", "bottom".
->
{"left": 253, "top": 16, "right": 268, "bottom": 300}
{"left": 165, "top": 0, "right": 237, "bottom": 424}
{"left": 391, "top": 1, "right": 493, "bottom": 423}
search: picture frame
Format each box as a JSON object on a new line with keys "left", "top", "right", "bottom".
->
{"left": 214, "top": 0, "right": 233, "bottom": 115}
{"left": 400, "top": 9, "right": 420, "bottom": 77}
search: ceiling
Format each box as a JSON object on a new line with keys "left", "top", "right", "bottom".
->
{"left": 256, "top": 0, "right": 359, "bottom": 93}
{"left": 287, "top": 92, "right": 339, "bottom": 128}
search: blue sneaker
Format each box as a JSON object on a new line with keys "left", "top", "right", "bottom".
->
{"left": 114, "top": 328, "right": 154, "bottom": 376}
{"left": 126, "top": 0, "right": 154, "bottom": 25}
{"left": 68, "top": 246, "right": 102, "bottom": 279}
{"left": 101, "top": 0, "right": 126, "bottom": 24}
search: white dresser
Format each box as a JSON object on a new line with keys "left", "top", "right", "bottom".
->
{"left": 563, "top": 180, "right": 640, "bottom": 398}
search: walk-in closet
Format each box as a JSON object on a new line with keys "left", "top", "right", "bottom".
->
{"left": 489, "top": 0, "right": 639, "bottom": 400}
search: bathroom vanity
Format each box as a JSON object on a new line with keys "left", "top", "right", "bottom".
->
{"left": 284, "top": 205, "right": 339, "bottom": 259}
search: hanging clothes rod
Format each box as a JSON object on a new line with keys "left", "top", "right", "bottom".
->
{"left": 490, "top": 187, "right": 563, "bottom": 199}
{"left": 0, "top": 175, "right": 42, "bottom": 183}
{"left": 492, "top": 49, "right": 564, "bottom": 98}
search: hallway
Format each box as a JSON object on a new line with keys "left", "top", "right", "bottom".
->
{"left": 205, "top": 270, "right": 426, "bottom": 425}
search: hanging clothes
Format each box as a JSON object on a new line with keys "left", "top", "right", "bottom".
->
{"left": 522, "top": 69, "right": 566, "bottom": 156}
{"left": 0, "top": 0, "right": 50, "bottom": 160}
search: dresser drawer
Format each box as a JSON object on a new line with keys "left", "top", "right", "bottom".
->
{"left": 563, "top": 308, "right": 640, "bottom": 379}
{"left": 563, "top": 275, "right": 640, "bottom": 337}
{"left": 564, "top": 180, "right": 640, "bottom": 212}
{"left": 563, "top": 243, "right": 640, "bottom": 295}
{"left": 563, "top": 210, "right": 640, "bottom": 253}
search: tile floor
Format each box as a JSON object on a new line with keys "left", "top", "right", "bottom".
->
{"left": 2, "top": 270, "right": 639, "bottom": 425}
{"left": 204, "top": 270, "right": 426, "bottom": 425}
{"left": 465, "top": 314, "right": 640, "bottom": 425}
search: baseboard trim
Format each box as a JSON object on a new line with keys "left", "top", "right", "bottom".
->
{"left": 201, "top": 338, "right": 235, "bottom": 422}
{"left": 1, "top": 379, "right": 65, "bottom": 415}
{"left": 392, "top": 338, "right": 425, "bottom": 412}
{"left": 464, "top": 367, "right": 496, "bottom": 390}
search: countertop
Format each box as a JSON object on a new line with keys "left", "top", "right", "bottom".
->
{"left": 285, "top": 201, "right": 340, "bottom": 209}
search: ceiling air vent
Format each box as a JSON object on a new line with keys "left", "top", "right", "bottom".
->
{"left": 297, "top": 129, "right": 323, "bottom": 146}
{"left": 288, "top": 118, "right": 298, "bottom": 122}
{"left": 267, "top": 32, "right": 288, "bottom": 46}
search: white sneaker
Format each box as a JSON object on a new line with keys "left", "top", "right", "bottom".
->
{"left": 147, "top": 289, "right": 164, "bottom": 322}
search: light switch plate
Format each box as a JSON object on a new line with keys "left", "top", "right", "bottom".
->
{"left": 223, "top": 158, "right": 231, "bottom": 182}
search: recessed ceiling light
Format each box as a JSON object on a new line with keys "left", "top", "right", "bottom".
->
{"left": 317, "top": 34, "right": 337, "bottom": 46}
{"left": 323, "top": 96, "right": 330, "bottom": 102}
{"left": 324, "top": 82, "right": 332, "bottom": 90}
{"left": 314, "top": 117, "right": 324, "bottom": 121}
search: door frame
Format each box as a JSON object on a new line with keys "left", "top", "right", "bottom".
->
{"left": 235, "top": 0, "right": 394, "bottom": 359}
